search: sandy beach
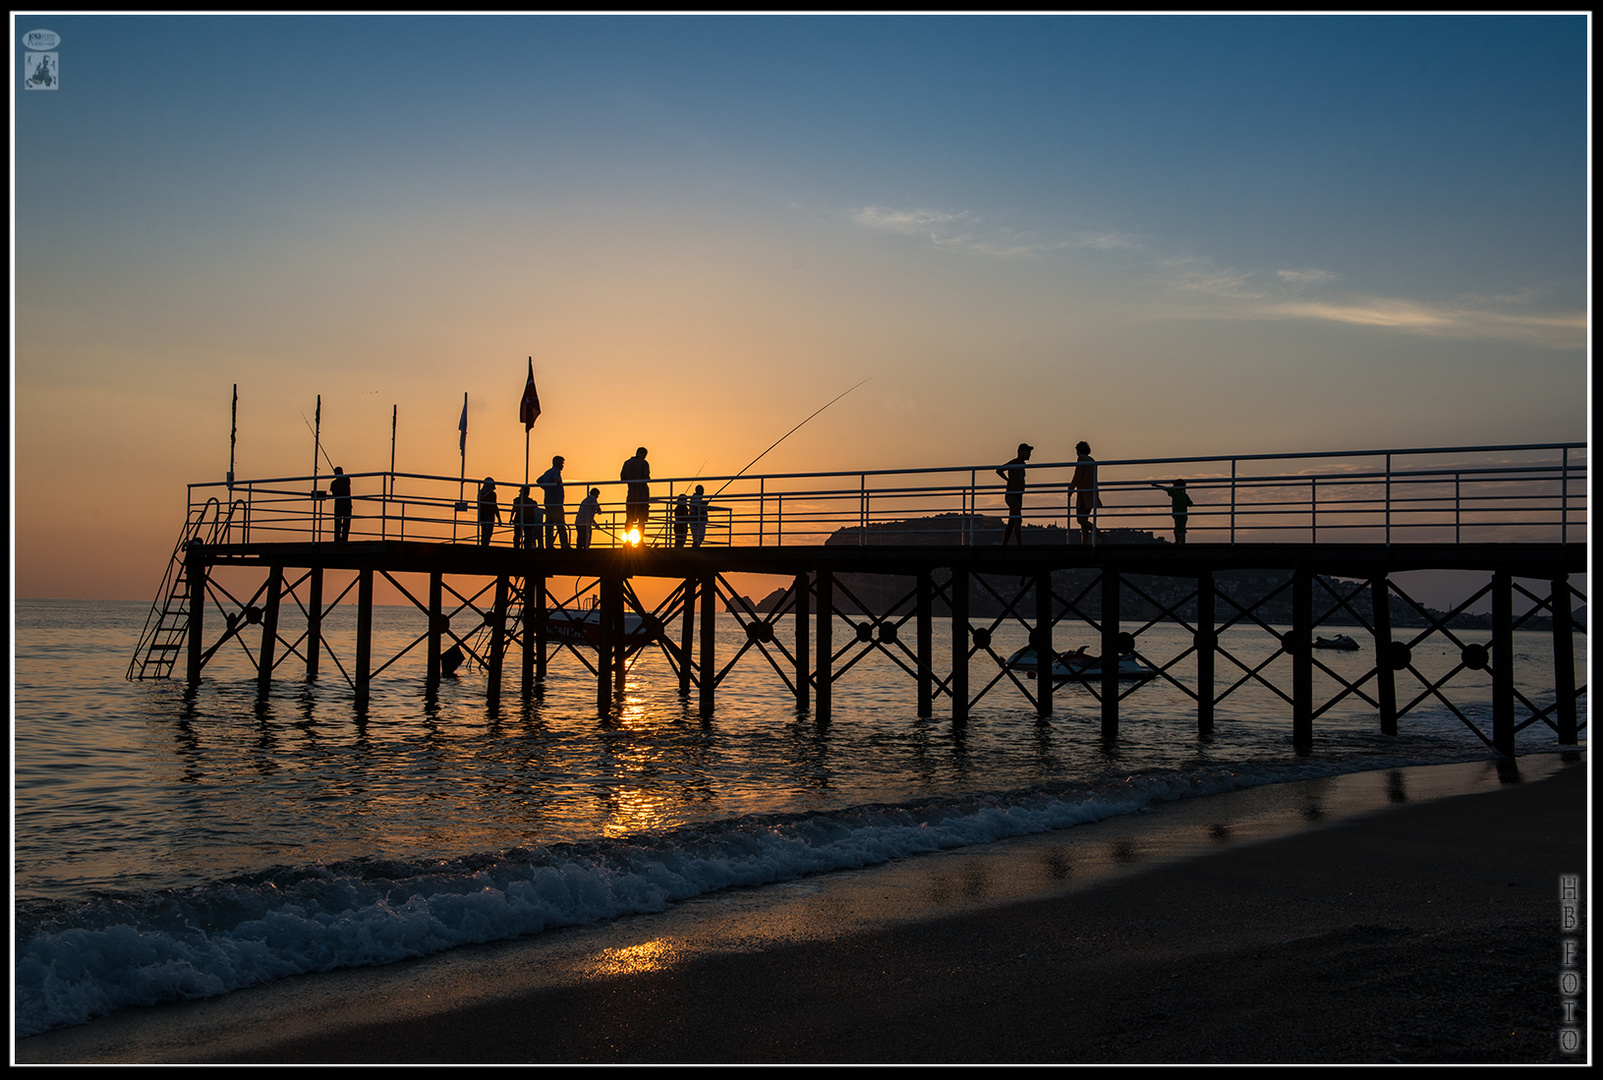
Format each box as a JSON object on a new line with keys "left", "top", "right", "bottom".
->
{"left": 16, "top": 754, "right": 1588, "bottom": 1065}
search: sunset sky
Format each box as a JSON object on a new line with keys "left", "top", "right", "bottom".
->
{"left": 11, "top": 13, "right": 1590, "bottom": 601}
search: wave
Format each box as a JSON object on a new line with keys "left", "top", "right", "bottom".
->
{"left": 12, "top": 755, "right": 1446, "bottom": 1038}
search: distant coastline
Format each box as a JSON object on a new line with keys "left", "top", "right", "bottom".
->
{"left": 721, "top": 515, "right": 1581, "bottom": 630}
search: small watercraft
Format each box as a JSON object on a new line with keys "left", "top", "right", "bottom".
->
{"left": 1313, "top": 634, "right": 1360, "bottom": 651}
{"left": 1005, "top": 646, "right": 1159, "bottom": 681}
{"left": 543, "top": 608, "right": 663, "bottom": 648}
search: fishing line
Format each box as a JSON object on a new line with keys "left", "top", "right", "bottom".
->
{"left": 711, "top": 377, "right": 870, "bottom": 499}
{"left": 299, "top": 412, "right": 337, "bottom": 472}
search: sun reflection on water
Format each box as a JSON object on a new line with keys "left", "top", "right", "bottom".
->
{"left": 592, "top": 937, "right": 682, "bottom": 975}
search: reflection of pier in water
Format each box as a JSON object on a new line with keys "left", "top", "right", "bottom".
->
{"left": 129, "top": 443, "right": 1587, "bottom": 758}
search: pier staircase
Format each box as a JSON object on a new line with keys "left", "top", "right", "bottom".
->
{"left": 127, "top": 497, "right": 248, "bottom": 680}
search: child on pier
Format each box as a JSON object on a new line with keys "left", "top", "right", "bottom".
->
{"left": 1151, "top": 479, "right": 1193, "bottom": 544}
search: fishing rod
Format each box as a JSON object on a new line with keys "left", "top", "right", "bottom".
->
{"left": 711, "top": 377, "right": 870, "bottom": 499}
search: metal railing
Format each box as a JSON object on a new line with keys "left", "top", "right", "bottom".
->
{"left": 189, "top": 443, "right": 1586, "bottom": 550}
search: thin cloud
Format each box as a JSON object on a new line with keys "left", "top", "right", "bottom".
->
{"left": 1155, "top": 255, "right": 1263, "bottom": 300}
{"left": 1276, "top": 268, "right": 1337, "bottom": 287}
{"left": 850, "top": 205, "right": 1143, "bottom": 259}
{"left": 1256, "top": 298, "right": 1586, "bottom": 348}
{"left": 852, "top": 207, "right": 966, "bottom": 236}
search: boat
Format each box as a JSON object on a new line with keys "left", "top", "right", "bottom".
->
{"left": 543, "top": 607, "right": 664, "bottom": 648}
{"left": 1004, "top": 646, "right": 1159, "bottom": 681}
{"left": 1313, "top": 634, "right": 1360, "bottom": 651}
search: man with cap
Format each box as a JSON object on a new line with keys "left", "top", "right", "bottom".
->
{"left": 537, "top": 456, "right": 569, "bottom": 549}
{"left": 997, "top": 442, "right": 1033, "bottom": 545}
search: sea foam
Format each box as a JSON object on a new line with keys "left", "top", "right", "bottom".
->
{"left": 16, "top": 762, "right": 1309, "bottom": 1038}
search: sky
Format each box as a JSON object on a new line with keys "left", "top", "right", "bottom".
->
{"left": 11, "top": 13, "right": 1591, "bottom": 602}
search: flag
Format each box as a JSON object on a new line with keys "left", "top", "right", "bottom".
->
{"left": 519, "top": 358, "right": 541, "bottom": 431}
{"left": 458, "top": 394, "right": 468, "bottom": 457}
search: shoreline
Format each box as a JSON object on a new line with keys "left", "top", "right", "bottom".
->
{"left": 14, "top": 753, "right": 1589, "bottom": 1064}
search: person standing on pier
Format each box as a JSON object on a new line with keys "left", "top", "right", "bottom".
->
{"left": 537, "top": 456, "right": 569, "bottom": 549}
{"left": 575, "top": 487, "right": 601, "bottom": 550}
{"left": 330, "top": 466, "right": 353, "bottom": 542}
{"left": 512, "top": 485, "right": 542, "bottom": 550}
{"left": 1152, "top": 479, "right": 1193, "bottom": 545}
{"left": 621, "top": 447, "right": 651, "bottom": 541}
{"left": 1066, "top": 441, "right": 1102, "bottom": 544}
{"left": 996, "top": 443, "right": 1032, "bottom": 545}
{"left": 477, "top": 477, "right": 500, "bottom": 546}
{"left": 673, "top": 494, "right": 690, "bottom": 547}
{"left": 689, "top": 484, "right": 713, "bottom": 547}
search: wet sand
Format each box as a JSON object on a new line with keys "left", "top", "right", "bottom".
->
{"left": 15, "top": 755, "right": 1588, "bottom": 1065}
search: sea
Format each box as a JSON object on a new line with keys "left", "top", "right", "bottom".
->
{"left": 11, "top": 595, "right": 1588, "bottom": 1041}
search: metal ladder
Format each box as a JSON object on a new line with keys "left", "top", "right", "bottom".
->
{"left": 126, "top": 497, "right": 245, "bottom": 680}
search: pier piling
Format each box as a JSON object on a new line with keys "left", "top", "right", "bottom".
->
{"left": 306, "top": 567, "right": 323, "bottom": 679}
{"left": 1196, "top": 570, "right": 1215, "bottom": 737}
{"left": 1035, "top": 571, "right": 1053, "bottom": 718}
{"left": 916, "top": 571, "right": 933, "bottom": 718}
{"left": 257, "top": 565, "right": 282, "bottom": 697}
{"left": 951, "top": 567, "right": 969, "bottom": 725}
{"left": 816, "top": 570, "right": 833, "bottom": 722}
{"left": 1292, "top": 568, "right": 1313, "bottom": 752}
{"left": 700, "top": 573, "right": 716, "bottom": 718}
{"left": 426, "top": 570, "right": 443, "bottom": 693}
{"left": 1493, "top": 571, "right": 1515, "bottom": 758}
{"left": 354, "top": 567, "right": 373, "bottom": 708}
{"left": 1553, "top": 574, "right": 1578, "bottom": 745}
{"left": 1372, "top": 575, "right": 1397, "bottom": 736}
{"left": 1100, "top": 567, "right": 1119, "bottom": 739}
{"left": 794, "top": 573, "right": 810, "bottom": 712}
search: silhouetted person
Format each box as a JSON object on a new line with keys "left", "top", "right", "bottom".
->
{"left": 673, "top": 494, "right": 690, "bottom": 547}
{"left": 537, "top": 456, "right": 569, "bottom": 549}
{"left": 477, "top": 477, "right": 500, "bottom": 546}
{"left": 621, "top": 447, "right": 651, "bottom": 540}
{"left": 995, "top": 443, "right": 1032, "bottom": 545}
{"left": 689, "top": 484, "right": 713, "bottom": 547}
{"left": 512, "top": 485, "right": 542, "bottom": 550}
{"left": 1152, "top": 479, "right": 1194, "bottom": 545}
{"left": 1066, "top": 441, "right": 1102, "bottom": 544}
{"left": 330, "top": 466, "right": 353, "bottom": 542}
{"left": 575, "top": 488, "right": 601, "bottom": 550}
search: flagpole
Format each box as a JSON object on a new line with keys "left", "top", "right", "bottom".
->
{"left": 519, "top": 357, "right": 540, "bottom": 487}
{"left": 457, "top": 392, "right": 467, "bottom": 543}
{"left": 313, "top": 395, "right": 323, "bottom": 541}
{"left": 228, "top": 384, "right": 237, "bottom": 491}
{"left": 387, "top": 404, "right": 397, "bottom": 540}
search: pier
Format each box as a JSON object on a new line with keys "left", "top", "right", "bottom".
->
{"left": 130, "top": 443, "right": 1587, "bottom": 758}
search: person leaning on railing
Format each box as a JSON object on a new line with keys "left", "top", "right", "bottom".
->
{"left": 512, "top": 485, "right": 542, "bottom": 550}
{"left": 1152, "top": 479, "right": 1193, "bottom": 545}
{"left": 575, "top": 488, "right": 601, "bottom": 550}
